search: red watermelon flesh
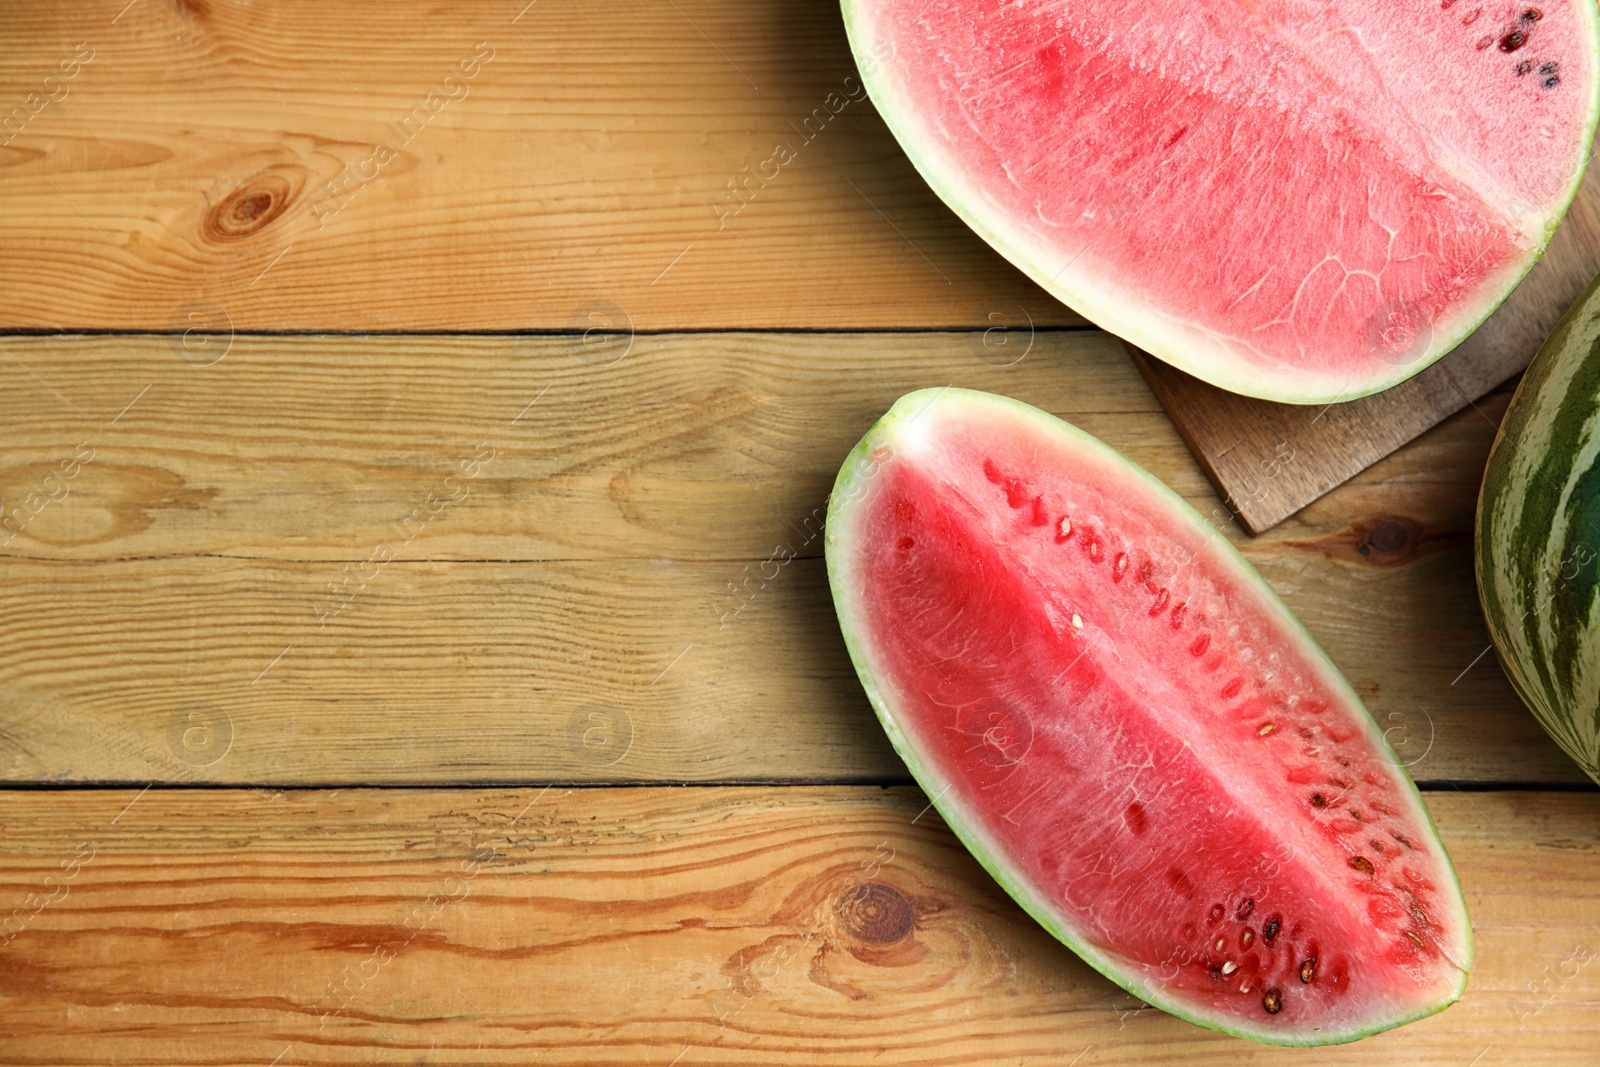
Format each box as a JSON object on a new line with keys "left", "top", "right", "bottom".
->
{"left": 844, "top": 1, "right": 1600, "bottom": 403}
{"left": 825, "top": 389, "right": 1470, "bottom": 1045}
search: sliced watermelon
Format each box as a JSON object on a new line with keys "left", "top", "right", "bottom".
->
{"left": 825, "top": 389, "right": 1471, "bottom": 1045}
{"left": 844, "top": 1, "right": 1600, "bottom": 403}
{"left": 1477, "top": 270, "right": 1600, "bottom": 786}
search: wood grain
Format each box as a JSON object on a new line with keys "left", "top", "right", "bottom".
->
{"left": 0, "top": 332, "right": 1149, "bottom": 564}
{"left": 5, "top": 9, "right": 1591, "bottom": 1065}
{"left": 1, "top": 785, "right": 1596, "bottom": 1066}
{"left": 0, "top": 0, "right": 1073, "bottom": 331}
{"left": 1134, "top": 161, "right": 1600, "bottom": 533}
{"left": 0, "top": 333, "right": 1582, "bottom": 785}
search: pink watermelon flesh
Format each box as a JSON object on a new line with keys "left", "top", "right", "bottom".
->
{"left": 826, "top": 389, "right": 1470, "bottom": 1045}
{"left": 844, "top": 1, "right": 1600, "bottom": 403}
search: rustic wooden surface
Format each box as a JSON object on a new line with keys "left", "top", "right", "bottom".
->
{"left": 3, "top": 2, "right": 1597, "bottom": 1065}
{"left": 0, "top": 0, "right": 1073, "bottom": 331}
{"left": 0, "top": 334, "right": 1582, "bottom": 787}
{"left": 1136, "top": 160, "right": 1600, "bottom": 534}
{"left": 2, "top": 787, "right": 1597, "bottom": 1066}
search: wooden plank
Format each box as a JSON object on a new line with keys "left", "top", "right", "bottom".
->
{"left": 0, "top": 0, "right": 1072, "bottom": 331}
{"left": 0, "top": 556, "right": 886, "bottom": 784}
{"left": 0, "top": 332, "right": 1148, "bottom": 565}
{"left": 0, "top": 333, "right": 1583, "bottom": 785}
{"left": 1, "top": 786, "right": 1596, "bottom": 1065}
{"left": 1134, "top": 160, "right": 1600, "bottom": 534}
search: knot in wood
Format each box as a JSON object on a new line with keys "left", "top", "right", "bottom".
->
{"left": 1356, "top": 515, "right": 1422, "bottom": 565}
{"left": 836, "top": 882, "right": 913, "bottom": 945}
{"left": 206, "top": 172, "right": 294, "bottom": 241}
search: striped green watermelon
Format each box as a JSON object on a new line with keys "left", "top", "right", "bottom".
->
{"left": 827, "top": 389, "right": 1470, "bottom": 1045}
{"left": 1477, "top": 271, "right": 1600, "bottom": 787}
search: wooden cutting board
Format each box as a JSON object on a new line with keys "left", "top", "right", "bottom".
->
{"left": 1134, "top": 160, "right": 1600, "bottom": 535}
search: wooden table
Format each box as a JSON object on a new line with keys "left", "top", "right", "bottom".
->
{"left": 2, "top": 3, "right": 1595, "bottom": 1064}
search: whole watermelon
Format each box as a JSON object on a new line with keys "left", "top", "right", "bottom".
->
{"left": 1477, "top": 271, "right": 1600, "bottom": 787}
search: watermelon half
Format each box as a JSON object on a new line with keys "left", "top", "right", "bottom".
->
{"left": 1477, "top": 270, "right": 1600, "bottom": 786}
{"left": 844, "top": 1, "right": 1600, "bottom": 403}
{"left": 825, "top": 389, "right": 1470, "bottom": 1045}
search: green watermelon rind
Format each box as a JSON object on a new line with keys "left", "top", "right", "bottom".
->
{"left": 1476, "top": 270, "right": 1600, "bottom": 787}
{"left": 825, "top": 387, "right": 1472, "bottom": 1046}
{"left": 840, "top": 0, "right": 1600, "bottom": 406}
